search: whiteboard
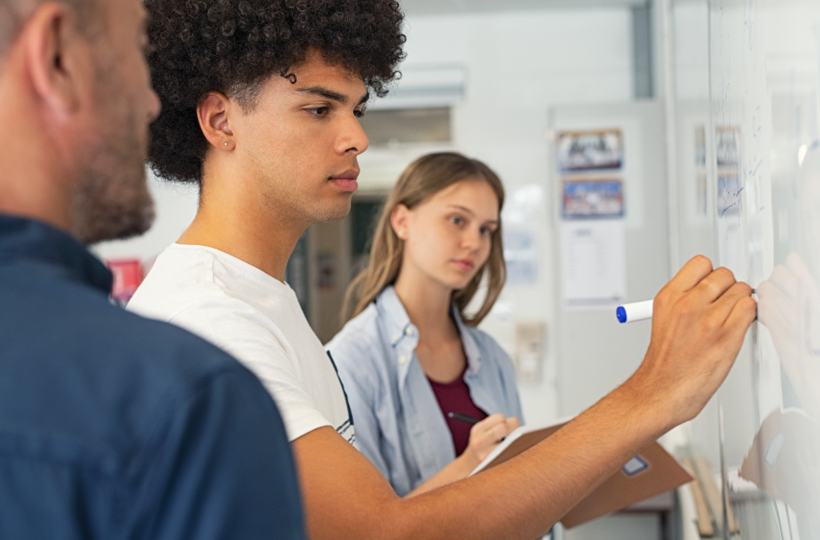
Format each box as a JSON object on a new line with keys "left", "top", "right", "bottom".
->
{"left": 672, "top": 0, "right": 820, "bottom": 538}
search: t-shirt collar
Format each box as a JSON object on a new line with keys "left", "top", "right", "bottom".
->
{"left": 0, "top": 214, "right": 113, "bottom": 294}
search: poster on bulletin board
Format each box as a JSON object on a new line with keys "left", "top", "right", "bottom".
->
{"left": 557, "top": 129, "right": 627, "bottom": 307}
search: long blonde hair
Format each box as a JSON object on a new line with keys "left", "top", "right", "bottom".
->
{"left": 342, "top": 152, "right": 506, "bottom": 327}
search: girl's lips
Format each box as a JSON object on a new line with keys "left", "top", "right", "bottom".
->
{"left": 330, "top": 178, "right": 359, "bottom": 192}
{"left": 453, "top": 259, "right": 474, "bottom": 272}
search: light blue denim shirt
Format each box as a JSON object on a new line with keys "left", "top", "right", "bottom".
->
{"left": 327, "top": 285, "right": 523, "bottom": 496}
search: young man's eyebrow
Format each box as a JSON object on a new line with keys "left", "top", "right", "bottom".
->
{"left": 296, "top": 86, "right": 370, "bottom": 107}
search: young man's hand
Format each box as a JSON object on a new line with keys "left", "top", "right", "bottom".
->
{"left": 627, "top": 255, "right": 757, "bottom": 431}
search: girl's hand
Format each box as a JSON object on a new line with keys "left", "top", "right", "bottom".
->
{"left": 463, "top": 413, "right": 520, "bottom": 469}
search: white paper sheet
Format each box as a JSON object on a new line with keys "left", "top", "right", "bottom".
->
{"left": 560, "top": 220, "right": 626, "bottom": 306}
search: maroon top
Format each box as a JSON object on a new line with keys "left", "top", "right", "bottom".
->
{"left": 427, "top": 369, "right": 488, "bottom": 456}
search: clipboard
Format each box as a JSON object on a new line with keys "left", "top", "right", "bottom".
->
{"left": 469, "top": 418, "right": 694, "bottom": 528}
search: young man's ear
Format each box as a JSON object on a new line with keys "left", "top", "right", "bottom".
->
{"left": 197, "top": 92, "right": 235, "bottom": 150}
{"left": 25, "top": 3, "right": 85, "bottom": 116}
{"left": 391, "top": 204, "right": 410, "bottom": 241}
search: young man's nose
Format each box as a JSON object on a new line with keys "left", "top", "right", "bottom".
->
{"left": 337, "top": 114, "right": 369, "bottom": 155}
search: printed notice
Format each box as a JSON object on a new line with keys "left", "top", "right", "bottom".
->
{"left": 561, "top": 220, "right": 626, "bottom": 306}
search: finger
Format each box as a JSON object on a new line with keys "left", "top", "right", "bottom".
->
{"left": 663, "top": 255, "right": 714, "bottom": 296}
{"left": 691, "top": 267, "right": 738, "bottom": 305}
{"left": 710, "top": 281, "right": 753, "bottom": 326}
{"left": 472, "top": 413, "right": 505, "bottom": 431}
{"left": 493, "top": 418, "right": 519, "bottom": 440}
{"left": 470, "top": 414, "right": 505, "bottom": 443}
{"left": 723, "top": 295, "right": 758, "bottom": 342}
{"left": 484, "top": 425, "right": 500, "bottom": 444}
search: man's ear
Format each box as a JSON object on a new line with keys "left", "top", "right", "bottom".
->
{"left": 391, "top": 204, "right": 411, "bottom": 241}
{"left": 25, "top": 3, "right": 85, "bottom": 116}
{"left": 197, "top": 92, "right": 235, "bottom": 151}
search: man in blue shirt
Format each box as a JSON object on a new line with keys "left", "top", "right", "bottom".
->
{"left": 0, "top": 0, "right": 305, "bottom": 538}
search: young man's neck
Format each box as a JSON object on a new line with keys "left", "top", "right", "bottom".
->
{"left": 178, "top": 176, "right": 307, "bottom": 282}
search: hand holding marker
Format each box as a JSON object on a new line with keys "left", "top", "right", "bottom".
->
{"left": 617, "top": 290, "right": 756, "bottom": 323}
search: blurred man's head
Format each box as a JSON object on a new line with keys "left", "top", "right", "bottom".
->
{"left": 0, "top": 0, "right": 161, "bottom": 243}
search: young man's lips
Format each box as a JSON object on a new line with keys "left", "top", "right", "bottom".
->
{"left": 330, "top": 178, "right": 359, "bottom": 192}
{"left": 329, "top": 171, "right": 359, "bottom": 192}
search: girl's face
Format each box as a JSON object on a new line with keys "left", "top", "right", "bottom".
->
{"left": 392, "top": 179, "right": 500, "bottom": 292}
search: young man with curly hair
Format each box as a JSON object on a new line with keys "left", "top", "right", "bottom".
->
{"left": 129, "top": 1, "right": 757, "bottom": 538}
{"left": 0, "top": 0, "right": 305, "bottom": 537}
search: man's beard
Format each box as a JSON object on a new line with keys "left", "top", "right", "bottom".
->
{"left": 70, "top": 76, "right": 155, "bottom": 245}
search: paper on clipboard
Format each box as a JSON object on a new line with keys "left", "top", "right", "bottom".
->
{"left": 469, "top": 418, "right": 693, "bottom": 529}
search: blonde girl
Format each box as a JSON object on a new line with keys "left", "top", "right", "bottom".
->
{"left": 327, "top": 152, "right": 522, "bottom": 496}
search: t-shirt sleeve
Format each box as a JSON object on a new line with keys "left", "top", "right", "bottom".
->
{"left": 169, "top": 298, "right": 332, "bottom": 441}
{"left": 138, "top": 366, "right": 306, "bottom": 540}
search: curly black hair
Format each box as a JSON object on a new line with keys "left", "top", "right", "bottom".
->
{"left": 145, "top": 0, "right": 406, "bottom": 183}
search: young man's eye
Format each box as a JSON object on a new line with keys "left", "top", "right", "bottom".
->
{"left": 354, "top": 109, "right": 365, "bottom": 118}
{"left": 306, "top": 107, "right": 330, "bottom": 116}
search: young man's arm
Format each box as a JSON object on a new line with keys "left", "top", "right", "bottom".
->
{"left": 292, "top": 256, "right": 757, "bottom": 540}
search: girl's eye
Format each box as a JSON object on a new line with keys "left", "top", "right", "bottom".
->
{"left": 450, "top": 216, "right": 464, "bottom": 226}
{"left": 480, "top": 226, "right": 492, "bottom": 236}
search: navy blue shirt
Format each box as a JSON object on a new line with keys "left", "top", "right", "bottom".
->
{"left": 0, "top": 215, "right": 306, "bottom": 540}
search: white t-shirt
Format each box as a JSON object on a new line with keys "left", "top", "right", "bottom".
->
{"left": 127, "top": 244, "right": 354, "bottom": 444}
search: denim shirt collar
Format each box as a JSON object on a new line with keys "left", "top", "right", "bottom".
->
{"left": 0, "top": 214, "right": 113, "bottom": 294}
{"left": 376, "top": 285, "right": 483, "bottom": 384}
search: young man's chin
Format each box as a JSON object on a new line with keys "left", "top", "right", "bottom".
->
{"left": 309, "top": 196, "right": 354, "bottom": 224}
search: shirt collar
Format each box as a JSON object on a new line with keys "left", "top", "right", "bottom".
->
{"left": 376, "top": 285, "right": 483, "bottom": 373}
{"left": 0, "top": 214, "right": 113, "bottom": 294}
{"left": 377, "top": 285, "right": 418, "bottom": 348}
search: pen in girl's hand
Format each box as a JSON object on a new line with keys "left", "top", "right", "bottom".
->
{"left": 447, "top": 412, "right": 481, "bottom": 425}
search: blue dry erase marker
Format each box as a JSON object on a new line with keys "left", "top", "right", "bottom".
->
{"left": 617, "top": 289, "right": 756, "bottom": 323}
{"left": 616, "top": 300, "right": 654, "bottom": 323}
